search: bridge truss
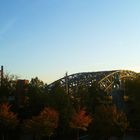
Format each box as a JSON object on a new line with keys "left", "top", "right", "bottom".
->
{"left": 48, "top": 70, "right": 138, "bottom": 94}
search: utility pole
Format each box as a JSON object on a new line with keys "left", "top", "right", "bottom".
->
{"left": 65, "top": 72, "right": 69, "bottom": 94}
{"left": 0, "top": 66, "right": 3, "bottom": 87}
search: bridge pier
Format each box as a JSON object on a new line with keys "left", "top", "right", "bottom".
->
{"left": 111, "top": 88, "right": 125, "bottom": 111}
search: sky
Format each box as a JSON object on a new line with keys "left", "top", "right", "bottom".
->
{"left": 0, "top": 0, "right": 140, "bottom": 84}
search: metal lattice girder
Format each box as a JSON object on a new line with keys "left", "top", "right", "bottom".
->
{"left": 48, "top": 70, "right": 138, "bottom": 94}
{"left": 98, "top": 70, "right": 138, "bottom": 93}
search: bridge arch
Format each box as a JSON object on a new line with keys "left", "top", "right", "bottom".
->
{"left": 98, "top": 70, "right": 138, "bottom": 94}
{"left": 48, "top": 70, "right": 138, "bottom": 94}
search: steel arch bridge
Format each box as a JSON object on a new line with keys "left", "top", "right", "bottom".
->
{"left": 48, "top": 70, "right": 138, "bottom": 94}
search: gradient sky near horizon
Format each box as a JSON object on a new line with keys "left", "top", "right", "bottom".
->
{"left": 0, "top": 0, "right": 140, "bottom": 84}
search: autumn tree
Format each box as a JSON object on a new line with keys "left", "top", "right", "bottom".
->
{"left": 23, "top": 107, "right": 59, "bottom": 140}
{"left": 0, "top": 103, "right": 19, "bottom": 140}
{"left": 70, "top": 108, "right": 92, "bottom": 140}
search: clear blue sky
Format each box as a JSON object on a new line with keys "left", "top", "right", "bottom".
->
{"left": 0, "top": 0, "right": 140, "bottom": 83}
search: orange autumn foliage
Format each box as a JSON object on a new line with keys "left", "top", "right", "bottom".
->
{"left": 24, "top": 107, "right": 59, "bottom": 137}
{"left": 0, "top": 103, "right": 18, "bottom": 130}
{"left": 39, "top": 107, "right": 59, "bottom": 130}
{"left": 70, "top": 108, "right": 92, "bottom": 131}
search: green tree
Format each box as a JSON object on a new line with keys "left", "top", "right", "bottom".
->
{"left": 125, "top": 76, "right": 140, "bottom": 129}
{"left": 0, "top": 74, "right": 17, "bottom": 103}
{"left": 83, "top": 84, "right": 110, "bottom": 114}
{"left": 90, "top": 105, "right": 128, "bottom": 140}
{"left": 47, "top": 82, "right": 74, "bottom": 138}
{"left": 70, "top": 84, "right": 108, "bottom": 113}
{"left": 24, "top": 77, "right": 48, "bottom": 118}
{"left": 28, "top": 77, "right": 45, "bottom": 94}
{"left": 71, "top": 85, "right": 88, "bottom": 110}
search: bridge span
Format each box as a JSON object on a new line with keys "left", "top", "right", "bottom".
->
{"left": 48, "top": 70, "right": 138, "bottom": 94}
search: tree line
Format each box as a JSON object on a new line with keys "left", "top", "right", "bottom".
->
{"left": 0, "top": 74, "right": 140, "bottom": 140}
